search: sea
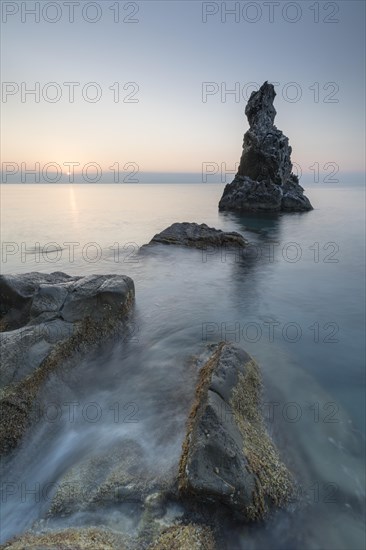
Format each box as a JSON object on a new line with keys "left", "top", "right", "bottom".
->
{"left": 0, "top": 182, "right": 365, "bottom": 549}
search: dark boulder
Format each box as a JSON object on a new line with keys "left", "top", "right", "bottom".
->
{"left": 219, "top": 176, "right": 283, "bottom": 212}
{"left": 143, "top": 222, "right": 248, "bottom": 250}
{"left": 0, "top": 272, "right": 74, "bottom": 330}
{"left": 219, "top": 81, "right": 313, "bottom": 213}
{"left": 178, "top": 342, "right": 294, "bottom": 520}
{"left": 0, "top": 272, "right": 135, "bottom": 455}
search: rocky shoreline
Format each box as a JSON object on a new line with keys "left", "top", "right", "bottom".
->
{"left": 1, "top": 269, "right": 294, "bottom": 549}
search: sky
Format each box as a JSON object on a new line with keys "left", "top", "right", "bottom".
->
{"left": 1, "top": 0, "right": 365, "bottom": 183}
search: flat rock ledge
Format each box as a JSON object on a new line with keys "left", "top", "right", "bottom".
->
{"left": 0, "top": 272, "right": 135, "bottom": 456}
{"left": 178, "top": 342, "right": 294, "bottom": 520}
{"left": 142, "top": 222, "right": 248, "bottom": 250}
{"left": 219, "top": 81, "right": 313, "bottom": 213}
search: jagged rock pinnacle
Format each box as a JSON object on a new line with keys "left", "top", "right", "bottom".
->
{"left": 219, "top": 81, "right": 313, "bottom": 212}
{"left": 245, "top": 81, "right": 277, "bottom": 128}
{"left": 238, "top": 81, "right": 292, "bottom": 185}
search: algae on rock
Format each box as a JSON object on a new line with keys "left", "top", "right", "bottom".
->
{"left": 178, "top": 342, "right": 294, "bottom": 520}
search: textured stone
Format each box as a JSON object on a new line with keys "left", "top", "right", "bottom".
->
{"left": 0, "top": 272, "right": 135, "bottom": 455}
{"left": 219, "top": 176, "right": 283, "bottom": 212}
{"left": 0, "top": 319, "right": 74, "bottom": 388}
{"left": 178, "top": 342, "right": 294, "bottom": 519}
{"left": 149, "top": 524, "right": 216, "bottom": 550}
{"left": 0, "top": 272, "right": 74, "bottom": 330}
{"left": 143, "top": 222, "right": 248, "bottom": 250}
{"left": 219, "top": 81, "right": 313, "bottom": 212}
{"left": 1, "top": 527, "right": 130, "bottom": 550}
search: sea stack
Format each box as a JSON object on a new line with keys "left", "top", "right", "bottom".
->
{"left": 219, "top": 81, "right": 313, "bottom": 212}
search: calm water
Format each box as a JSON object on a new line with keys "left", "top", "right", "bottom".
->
{"left": 1, "top": 183, "right": 365, "bottom": 549}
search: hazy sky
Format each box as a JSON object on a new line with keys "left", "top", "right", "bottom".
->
{"left": 1, "top": 0, "right": 365, "bottom": 182}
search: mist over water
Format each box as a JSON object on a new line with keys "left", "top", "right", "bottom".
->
{"left": 1, "top": 183, "right": 365, "bottom": 547}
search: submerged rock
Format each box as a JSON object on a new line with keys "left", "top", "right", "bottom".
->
{"left": 2, "top": 523, "right": 215, "bottom": 550}
{"left": 178, "top": 342, "right": 294, "bottom": 520}
{"left": 219, "top": 81, "right": 313, "bottom": 212}
{"left": 149, "top": 524, "right": 216, "bottom": 550}
{"left": 0, "top": 272, "right": 135, "bottom": 455}
{"left": 143, "top": 222, "right": 248, "bottom": 250}
{"left": 0, "top": 319, "right": 74, "bottom": 387}
{"left": 48, "top": 439, "right": 173, "bottom": 519}
{"left": 1, "top": 527, "right": 130, "bottom": 550}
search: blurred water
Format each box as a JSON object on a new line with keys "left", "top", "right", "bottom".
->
{"left": 0, "top": 183, "right": 365, "bottom": 547}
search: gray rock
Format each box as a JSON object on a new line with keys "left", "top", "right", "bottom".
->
{"left": 0, "top": 272, "right": 135, "bottom": 327}
{"left": 48, "top": 440, "right": 150, "bottom": 517}
{"left": 0, "top": 272, "right": 135, "bottom": 455}
{"left": 0, "top": 319, "right": 74, "bottom": 388}
{"left": 178, "top": 342, "right": 294, "bottom": 519}
{"left": 219, "top": 176, "right": 283, "bottom": 212}
{"left": 47, "top": 439, "right": 182, "bottom": 547}
{"left": 0, "top": 272, "right": 75, "bottom": 330}
{"left": 1, "top": 527, "right": 131, "bottom": 550}
{"left": 149, "top": 524, "right": 216, "bottom": 550}
{"left": 60, "top": 274, "right": 134, "bottom": 323}
{"left": 143, "top": 222, "right": 248, "bottom": 250}
{"left": 30, "top": 283, "right": 70, "bottom": 319}
{"left": 281, "top": 174, "right": 313, "bottom": 211}
{"left": 219, "top": 81, "right": 313, "bottom": 212}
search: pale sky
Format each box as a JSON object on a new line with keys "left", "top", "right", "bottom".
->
{"left": 1, "top": 1, "right": 365, "bottom": 181}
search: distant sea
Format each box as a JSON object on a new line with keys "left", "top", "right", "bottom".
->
{"left": 1, "top": 182, "right": 365, "bottom": 548}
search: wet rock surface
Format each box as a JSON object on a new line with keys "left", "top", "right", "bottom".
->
{"left": 149, "top": 524, "right": 216, "bottom": 550}
{"left": 179, "top": 342, "right": 294, "bottom": 519}
{"left": 1, "top": 527, "right": 131, "bottom": 550}
{"left": 1, "top": 524, "right": 216, "bottom": 550}
{"left": 0, "top": 272, "right": 135, "bottom": 455}
{"left": 142, "top": 222, "right": 248, "bottom": 250}
{"left": 0, "top": 337, "right": 294, "bottom": 548}
{"left": 219, "top": 81, "right": 313, "bottom": 212}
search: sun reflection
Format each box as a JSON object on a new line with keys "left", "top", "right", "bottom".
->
{"left": 68, "top": 184, "right": 78, "bottom": 216}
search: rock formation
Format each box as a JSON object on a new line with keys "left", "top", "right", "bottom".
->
{"left": 219, "top": 81, "right": 313, "bottom": 212}
{"left": 179, "top": 342, "right": 294, "bottom": 520}
{"left": 150, "top": 525, "right": 216, "bottom": 550}
{"left": 0, "top": 331, "right": 295, "bottom": 548}
{"left": 2, "top": 524, "right": 216, "bottom": 550}
{"left": 142, "top": 222, "right": 248, "bottom": 250}
{"left": 1, "top": 527, "right": 131, "bottom": 550}
{"left": 0, "top": 272, "right": 135, "bottom": 455}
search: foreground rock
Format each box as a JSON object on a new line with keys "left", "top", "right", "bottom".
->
{"left": 219, "top": 81, "right": 313, "bottom": 212}
{"left": 47, "top": 438, "right": 177, "bottom": 527}
{"left": 2, "top": 524, "right": 215, "bottom": 550}
{"left": 179, "top": 342, "right": 294, "bottom": 519}
{"left": 1, "top": 340, "right": 293, "bottom": 548}
{"left": 142, "top": 222, "right": 248, "bottom": 250}
{"left": 0, "top": 272, "right": 135, "bottom": 455}
{"left": 0, "top": 527, "right": 131, "bottom": 550}
{"left": 150, "top": 525, "right": 215, "bottom": 550}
